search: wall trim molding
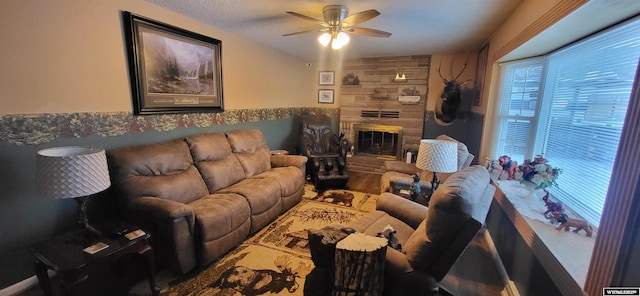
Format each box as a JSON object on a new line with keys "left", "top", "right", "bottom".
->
{"left": 584, "top": 51, "right": 640, "bottom": 295}
{"left": 0, "top": 107, "right": 339, "bottom": 146}
{"left": 493, "top": 0, "right": 588, "bottom": 61}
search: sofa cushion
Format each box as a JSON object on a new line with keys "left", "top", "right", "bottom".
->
{"left": 218, "top": 178, "right": 281, "bottom": 215}
{"left": 189, "top": 193, "right": 251, "bottom": 242}
{"left": 186, "top": 133, "right": 246, "bottom": 192}
{"left": 226, "top": 129, "right": 271, "bottom": 177}
{"left": 351, "top": 210, "right": 416, "bottom": 245}
{"left": 107, "top": 139, "right": 209, "bottom": 204}
{"left": 253, "top": 166, "right": 305, "bottom": 196}
{"left": 402, "top": 165, "right": 489, "bottom": 273}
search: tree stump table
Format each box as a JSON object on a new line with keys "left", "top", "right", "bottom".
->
{"left": 305, "top": 226, "right": 355, "bottom": 296}
{"left": 332, "top": 233, "right": 388, "bottom": 296}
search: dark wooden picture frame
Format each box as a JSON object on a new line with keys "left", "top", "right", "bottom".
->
{"left": 122, "top": 11, "right": 223, "bottom": 115}
{"left": 318, "top": 89, "right": 334, "bottom": 104}
{"left": 473, "top": 43, "right": 489, "bottom": 106}
{"left": 319, "top": 71, "right": 335, "bottom": 85}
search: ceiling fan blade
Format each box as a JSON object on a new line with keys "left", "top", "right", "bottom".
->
{"left": 348, "top": 27, "right": 392, "bottom": 38}
{"left": 341, "top": 9, "right": 380, "bottom": 26}
{"left": 282, "top": 28, "right": 326, "bottom": 36}
{"left": 285, "top": 11, "right": 328, "bottom": 26}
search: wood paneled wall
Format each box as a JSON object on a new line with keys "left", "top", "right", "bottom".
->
{"left": 339, "top": 55, "right": 430, "bottom": 156}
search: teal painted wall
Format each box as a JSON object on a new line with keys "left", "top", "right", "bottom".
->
{"left": 0, "top": 111, "right": 339, "bottom": 289}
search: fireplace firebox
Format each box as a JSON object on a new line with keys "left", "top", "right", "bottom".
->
{"left": 353, "top": 124, "right": 403, "bottom": 159}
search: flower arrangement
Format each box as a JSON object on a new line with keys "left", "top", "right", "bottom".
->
{"left": 517, "top": 155, "right": 562, "bottom": 190}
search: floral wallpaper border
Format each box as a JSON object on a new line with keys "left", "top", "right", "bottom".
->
{"left": 0, "top": 107, "right": 339, "bottom": 146}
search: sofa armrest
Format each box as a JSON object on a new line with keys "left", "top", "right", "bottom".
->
{"left": 126, "top": 196, "right": 195, "bottom": 232}
{"left": 384, "top": 160, "right": 421, "bottom": 175}
{"left": 271, "top": 155, "right": 308, "bottom": 171}
{"left": 124, "top": 196, "right": 197, "bottom": 274}
{"left": 376, "top": 193, "right": 429, "bottom": 229}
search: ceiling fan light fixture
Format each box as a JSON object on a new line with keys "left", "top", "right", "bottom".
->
{"left": 318, "top": 33, "right": 332, "bottom": 46}
{"left": 331, "top": 32, "right": 350, "bottom": 49}
{"left": 285, "top": 5, "right": 390, "bottom": 50}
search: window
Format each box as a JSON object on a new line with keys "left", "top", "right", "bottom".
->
{"left": 493, "top": 18, "right": 640, "bottom": 226}
{"left": 495, "top": 59, "right": 544, "bottom": 162}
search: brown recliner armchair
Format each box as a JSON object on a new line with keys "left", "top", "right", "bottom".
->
{"left": 351, "top": 165, "right": 495, "bottom": 295}
{"left": 300, "top": 114, "right": 350, "bottom": 191}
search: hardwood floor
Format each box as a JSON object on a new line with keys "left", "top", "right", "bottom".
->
{"left": 346, "top": 171, "right": 382, "bottom": 194}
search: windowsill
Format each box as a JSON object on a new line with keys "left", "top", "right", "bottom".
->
{"left": 490, "top": 172, "right": 594, "bottom": 296}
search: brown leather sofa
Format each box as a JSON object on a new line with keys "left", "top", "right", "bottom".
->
{"left": 351, "top": 165, "right": 495, "bottom": 295}
{"left": 107, "top": 129, "right": 307, "bottom": 274}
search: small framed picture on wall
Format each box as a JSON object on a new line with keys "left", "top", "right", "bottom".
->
{"left": 319, "top": 71, "right": 335, "bottom": 85}
{"left": 318, "top": 89, "right": 334, "bottom": 104}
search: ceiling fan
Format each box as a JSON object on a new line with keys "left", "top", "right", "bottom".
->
{"left": 282, "top": 5, "right": 392, "bottom": 50}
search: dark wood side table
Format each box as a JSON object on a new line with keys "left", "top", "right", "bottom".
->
{"left": 390, "top": 180, "right": 431, "bottom": 206}
{"left": 30, "top": 224, "right": 159, "bottom": 296}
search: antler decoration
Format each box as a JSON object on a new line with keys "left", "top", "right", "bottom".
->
{"left": 437, "top": 53, "right": 470, "bottom": 84}
{"left": 434, "top": 53, "right": 471, "bottom": 125}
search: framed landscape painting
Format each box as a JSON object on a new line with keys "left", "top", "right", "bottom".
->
{"left": 122, "top": 11, "right": 224, "bottom": 115}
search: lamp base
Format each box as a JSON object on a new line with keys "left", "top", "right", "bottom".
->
{"left": 76, "top": 196, "right": 101, "bottom": 237}
{"left": 431, "top": 172, "right": 441, "bottom": 193}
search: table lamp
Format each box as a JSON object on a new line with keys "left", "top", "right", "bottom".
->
{"left": 415, "top": 139, "right": 458, "bottom": 192}
{"left": 36, "top": 147, "right": 111, "bottom": 235}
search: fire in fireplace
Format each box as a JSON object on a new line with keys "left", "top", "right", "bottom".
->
{"left": 353, "top": 124, "right": 403, "bottom": 159}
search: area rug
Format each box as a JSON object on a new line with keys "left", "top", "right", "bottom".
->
{"left": 160, "top": 187, "right": 378, "bottom": 296}
{"left": 302, "top": 183, "right": 377, "bottom": 212}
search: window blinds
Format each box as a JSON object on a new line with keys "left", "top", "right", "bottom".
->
{"left": 538, "top": 18, "right": 640, "bottom": 226}
{"left": 494, "top": 17, "right": 640, "bottom": 226}
{"left": 495, "top": 59, "right": 544, "bottom": 162}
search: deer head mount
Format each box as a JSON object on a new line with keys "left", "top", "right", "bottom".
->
{"left": 435, "top": 55, "right": 471, "bottom": 125}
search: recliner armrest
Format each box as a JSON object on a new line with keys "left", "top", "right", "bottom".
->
{"left": 126, "top": 196, "right": 195, "bottom": 231}
{"left": 124, "top": 196, "right": 197, "bottom": 274}
{"left": 271, "top": 155, "right": 308, "bottom": 170}
{"left": 376, "top": 193, "right": 428, "bottom": 229}
{"left": 384, "top": 160, "right": 421, "bottom": 175}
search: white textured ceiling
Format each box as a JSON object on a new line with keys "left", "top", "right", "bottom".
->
{"left": 143, "top": 0, "right": 523, "bottom": 60}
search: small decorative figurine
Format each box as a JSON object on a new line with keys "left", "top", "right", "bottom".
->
{"left": 555, "top": 216, "right": 594, "bottom": 237}
{"left": 498, "top": 155, "right": 518, "bottom": 180}
{"left": 486, "top": 158, "right": 498, "bottom": 172}
{"left": 409, "top": 173, "right": 421, "bottom": 201}
{"left": 542, "top": 190, "right": 564, "bottom": 221}
{"left": 377, "top": 224, "right": 402, "bottom": 250}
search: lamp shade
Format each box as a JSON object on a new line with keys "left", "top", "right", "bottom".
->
{"left": 36, "top": 147, "right": 110, "bottom": 199}
{"left": 415, "top": 139, "right": 458, "bottom": 173}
